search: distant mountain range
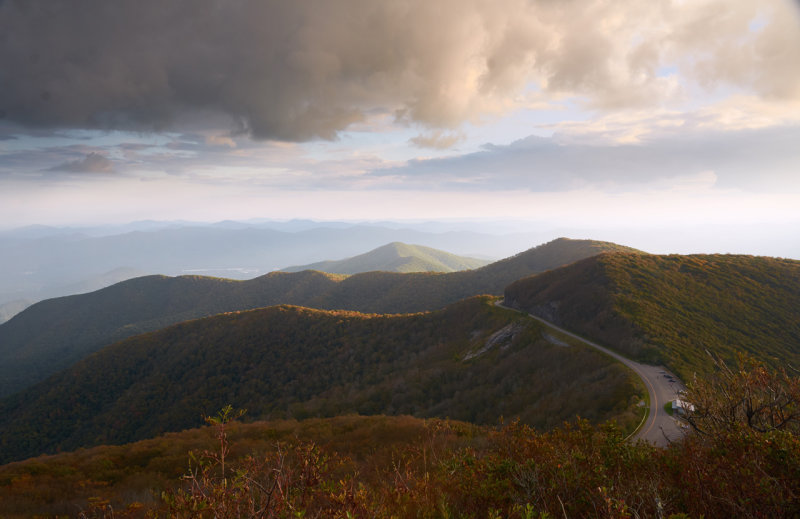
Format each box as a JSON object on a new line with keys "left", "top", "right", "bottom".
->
{"left": 0, "top": 238, "right": 632, "bottom": 397}
{"left": 4, "top": 219, "right": 799, "bottom": 314}
{"left": 504, "top": 252, "right": 800, "bottom": 378}
{"left": 1, "top": 228, "right": 799, "bottom": 516}
{"left": 0, "top": 221, "right": 561, "bottom": 308}
{"left": 282, "top": 242, "right": 491, "bottom": 274}
{"left": 0, "top": 297, "right": 640, "bottom": 463}
{"left": 1, "top": 235, "right": 799, "bottom": 469}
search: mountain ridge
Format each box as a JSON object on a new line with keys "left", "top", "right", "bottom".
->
{"left": 504, "top": 252, "right": 800, "bottom": 378}
{"left": 0, "top": 296, "right": 642, "bottom": 463}
{"left": 0, "top": 238, "right": 634, "bottom": 397}
{"left": 282, "top": 241, "right": 491, "bottom": 274}
{"left": 0, "top": 222, "right": 558, "bottom": 307}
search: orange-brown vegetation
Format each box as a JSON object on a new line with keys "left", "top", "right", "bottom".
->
{"left": 3, "top": 358, "right": 798, "bottom": 518}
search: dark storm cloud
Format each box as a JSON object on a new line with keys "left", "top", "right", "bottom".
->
{"left": 2, "top": 0, "right": 796, "bottom": 142}
{"left": 49, "top": 152, "right": 114, "bottom": 173}
{"left": 2, "top": 0, "right": 508, "bottom": 141}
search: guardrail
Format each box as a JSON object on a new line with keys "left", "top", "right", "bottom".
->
{"left": 623, "top": 399, "right": 649, "bottom": 442}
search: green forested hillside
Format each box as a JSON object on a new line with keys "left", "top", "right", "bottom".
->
{"left": 0, "top": 238, "right": 634, "bottom": 397}
{"left": 282, "top": 241, "right": 491, "bottom": 273}
{"left": 0, "top": 270, "right": 343, "bottom": 397}
{"left": 0, "top": 297, "right": 642, "bottom": 464}
{"left": 504, "top": 252, "right": 800, "bottom": 378}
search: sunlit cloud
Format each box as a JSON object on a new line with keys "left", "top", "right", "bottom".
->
{"left": 1, "top": 0, "right": 797, "bottom": 141}
{"left": 409, "top": 131, "right": 466, "bottom": 150}
{"left": 374, "top": 124, "right": 800, "bottom": 193}
{"left": 204, "top": 134, "right": 237, "bottom": 148}
{"left": 0, "top": 0, "right": 798, "bottom": 260}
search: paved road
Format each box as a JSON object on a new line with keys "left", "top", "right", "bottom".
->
{"left": 498, "top": 302, "right": 687, "bottom": 446}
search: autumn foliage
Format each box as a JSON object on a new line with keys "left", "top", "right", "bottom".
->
{"left": 3, "top": 358, "right": 799, "bottom": 518}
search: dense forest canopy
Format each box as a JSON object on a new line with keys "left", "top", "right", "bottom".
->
{"left": 0, "top": 238, "right": 634, "bottom": 397}
{"left": 0, "top": 296, "right": 642, "bottom": 464}
{"left": 505, "top": 252, "right": 800, "bottom": 378}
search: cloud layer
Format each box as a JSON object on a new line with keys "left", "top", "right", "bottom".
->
{"left": 376, "top": 124, "right": 800, "bottom": 193}
{"left": 49, "top": 152, "right": 114, "bottom": 174}
{"left": 1, "top": 0, "right": 797, "bottom": 142}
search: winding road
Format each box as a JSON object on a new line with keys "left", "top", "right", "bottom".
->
{"left": 497, "top": 302, "right": 686, "bottom": 446}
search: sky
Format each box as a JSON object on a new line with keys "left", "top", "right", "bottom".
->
{"left": 1, "top": 0, "right": 799, "bottom": 255}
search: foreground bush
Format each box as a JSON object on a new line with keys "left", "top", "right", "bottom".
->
{"left": 74, "top": 420, "right": 797, "bottom": 518}
{"left": 5, "top": 360, "right": 799, "bottom": 518}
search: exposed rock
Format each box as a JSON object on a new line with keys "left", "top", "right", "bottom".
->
{"left": 543, "top": 332, "right": 569, "bottom": 347}
{"left": 463, "top": 323, "right": 522, "bottom": 361}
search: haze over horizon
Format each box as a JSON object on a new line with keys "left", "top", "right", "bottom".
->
{"left": 1, "top": 0, "right": 799, "bottom": 257}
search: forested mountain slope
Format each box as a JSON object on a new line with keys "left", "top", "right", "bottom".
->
{"left": 0, "top": 238, "right": 635, "bottom": 397}
{"left": 504, "top": 252, "right": 800, "bottom": 378}
{"left": 0, "top": 297, "right": 642, "bottom": 463}
{"left": 282, "top": 241, "right": 491, "bottom": 273}
{"left": 0, "top": 270, "right": 343, "bottom": 397}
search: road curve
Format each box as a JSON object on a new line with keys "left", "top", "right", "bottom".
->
{"left": 497, "top": 302, "right": 686, "bottom": 446}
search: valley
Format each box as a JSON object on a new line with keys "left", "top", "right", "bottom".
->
{"left": 0, "top": 235, "right": 798, "bottom": 517}
{"left": 0, "top": 296, "right": 643, "bottom": 464}
{"left": 0, "top": 237, "right": 633, "bottom": 397}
